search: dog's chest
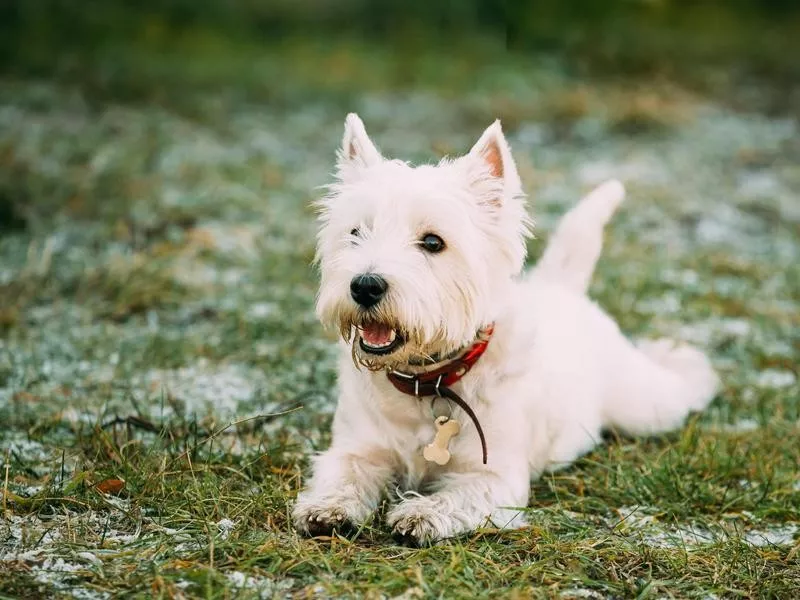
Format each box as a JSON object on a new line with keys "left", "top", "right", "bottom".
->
{"left": 380, "top": 395, "right": 475, "bottom": 485}
{"left": 365, "top": 376, "right": 485, "bottom": 483}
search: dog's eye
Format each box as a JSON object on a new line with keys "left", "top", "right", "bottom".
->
{"left": 349, "top": 227, "right": 360, "bottom": 241}
{"left": 419, "top": 233, "right": 445, "bottom": 253}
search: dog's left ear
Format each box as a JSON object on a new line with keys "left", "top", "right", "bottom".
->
{"left": 469, "top": 120, "right": 507, "bottom": 178}
{"left": 467, "top": 121, "right": 530, "bottom": 269}
{"left": 338, "top": 113, "right": 382, "bottom": 174}
{"left": 468, "top": 120, "right": 520, "bottom": 183}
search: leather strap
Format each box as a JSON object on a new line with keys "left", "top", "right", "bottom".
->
{"left": 385, "top": 325, "right": 493, "bottom": 464}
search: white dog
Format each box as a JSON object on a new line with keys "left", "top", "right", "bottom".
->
{"left": 292, "top": 114, "right": 719, "bottom": 545}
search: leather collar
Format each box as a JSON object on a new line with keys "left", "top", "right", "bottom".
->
{"left": 386, "top": 325, "right": 493, "bottom": 464}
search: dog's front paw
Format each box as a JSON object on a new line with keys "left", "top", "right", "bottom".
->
{"left": 292, "top": 492, "right": 372, "bottom": 537}
{"left": 387, "top": 498, "right": 458, "bottom": 546}
{"left": 293, "top": 503, "right": 353, "bottom": 537}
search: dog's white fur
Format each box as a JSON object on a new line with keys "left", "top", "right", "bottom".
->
{"left": 293, "top": 114, "right": 719, "bottom": 545}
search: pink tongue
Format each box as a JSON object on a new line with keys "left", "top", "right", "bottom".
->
{"left": 361, "top": 324, "right": 393, "bottom": 346}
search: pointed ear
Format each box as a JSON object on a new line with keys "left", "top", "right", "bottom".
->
{"left": 338, "top": 113, "right": 382, "bottom": 171}
{"left": 466, "top": 120, "right": 522, "bottom": 207}
{"left": 468, "top": 119, "right": 513, "bottom": 179}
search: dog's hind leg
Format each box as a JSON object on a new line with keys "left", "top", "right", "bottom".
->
{"left": 601, "top": 337, "right": 719, "bottom": 436}
{"left": 534, "top": 179, "right": 625, "bottom": 294}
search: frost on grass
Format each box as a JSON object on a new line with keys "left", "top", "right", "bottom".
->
{"left": 744, "top": 524, "right": 799, "bottom": 547}
{"left": 0, "top": 435, "right": 52, "bottom": 463}
{"left": 677, "top": 318, "right": 752, "bottom": 345}
{"left": 753, "top": 369, "right": 797, "bottom": 390}
{"left": 705, "top": 417, "right": 760, "bottom": 434}
{"left": 30, "top": 558, "right": 98, "bottom": 595}
{"left": 217, "top": 518, "right": 236, "bottom": 540}
{"left": 1, "top": 511, "right": 135, "bottom": 561}
{"left": 559, "top": 588, "right": 607, "bottom": 600}
{"left": 613, "top": 506, "right": 799, "bottom": 549}
{"left": 136, "top": 360, "right": 272, "bottom": 418}
{"left": 226, "top": 571, "right": 295, "bottom": 598}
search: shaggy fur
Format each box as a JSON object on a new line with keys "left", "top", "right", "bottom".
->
{"left": 292, "top": 114, "right": 719, "bottom": 545}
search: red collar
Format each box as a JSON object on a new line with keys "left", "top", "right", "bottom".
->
{"left": 386, "top": 325, "right": 494, "bottom": 464}
{"left": 387, "top": 325, "right": 493, "bottom": 394}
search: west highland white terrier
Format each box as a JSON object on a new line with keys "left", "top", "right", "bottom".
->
{"left": 292, "top": 114, "right": 719, "bottom": 545}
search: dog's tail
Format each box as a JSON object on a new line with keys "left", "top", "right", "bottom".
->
{"left": 534, "top": 179, "right": 625, "bottom": 294}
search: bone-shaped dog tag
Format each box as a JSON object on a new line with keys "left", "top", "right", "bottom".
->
{"left": 423, "top": 416, "right": 461, "bottom": 465}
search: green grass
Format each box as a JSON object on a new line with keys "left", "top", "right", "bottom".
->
{"left": 2, "top": 13, "right": 800, "bottom": 599}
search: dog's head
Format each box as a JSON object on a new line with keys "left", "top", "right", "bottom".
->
{"left": 315, "top": 113, "right": 532, "bottom": 369}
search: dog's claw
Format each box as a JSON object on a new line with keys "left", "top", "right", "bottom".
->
{"left": 392, "top": 529, "right": 421, "bottom": 547}
{"left": 388, "top": 511, "right": 443, "bottom": 546}
{"left": 294, "top": 504, "right": 357, "bottom": 538}
{"left": 306, "top": 516, "right": 354, "bottom": 537}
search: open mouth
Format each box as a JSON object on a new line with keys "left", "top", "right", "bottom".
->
{"left": 357, "top": 322, "right": 405, "bottom": 355}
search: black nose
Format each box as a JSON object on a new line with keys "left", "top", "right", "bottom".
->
{"left": 350, "top": 273, "right": 388, "bottom": 308}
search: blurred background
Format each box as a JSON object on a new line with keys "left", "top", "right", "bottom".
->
{"left": 1, "top": 0, "right": 799, "bottom": 227}
{"left": 2, "top": 0, "right": 799, "bottom": 109}
{"left": 2, "top": 0, "right": 799, "bottom": 223}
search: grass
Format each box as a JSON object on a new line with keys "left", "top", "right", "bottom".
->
{"left": 1, "top": 10, "right": 800, "bottom": 599}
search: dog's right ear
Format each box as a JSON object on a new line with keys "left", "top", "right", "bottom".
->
{"left": 338, "top": 113, "right": 382, "bottom": 174}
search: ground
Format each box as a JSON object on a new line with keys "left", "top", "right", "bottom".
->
{"left": 0, "top": 27, "right": 799, "bottom": 600}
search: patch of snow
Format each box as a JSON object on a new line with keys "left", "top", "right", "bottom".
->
{"left": 70, "top": 588, "right": 111, "bottom": 600}
{"left": 76, "top": 551, "right": 102, "bottom": 566}
{"left": 718, "top": 318, "right": 751, "bottom": 337}
{"left": 708, "top": 418, "right": 760, "bottom": 434}
{"left": 694, "top": 205, "right": 751, "bottom": 246}
{"left": 138, "top": 360, "right": 269, "bottom": 417}
{"left": 638, "top": 292, "right": 681, "bottom": 315}
{"left": 615, "top": 506, "right": 658, "bottom": 529}
{"left": 217, "top": 518, "right": 236, "bottom": 540}
{"left": 613, "top": 506, "right": 798, "bottom": 549}
{"left": 59, "top": 407, "right": 100, "bottom": 425}
{"left": 661, "top": 268, "right": 699, "bottom": 287}
{"left": 2, "top": 549, "right": 44, "bottom": 562}
{"left": 32, "top": 557, "right": 85, "bottom": 586}
{"left": 254, "top": 341, "right": 277, "bottom": 358}
{"left": 761, "top": 340, "right": 794, "bottom": 358}
{"left": 646, "top": 524, "right": 718, "bottom": 548}
{"left": 754, "top": 369, "right": 796, "bottom": 389}
{"left": 226, "top": 571, "right": 294, "bottom": 597}
{"left": 102, "top": 496, "right": 131, "bottom": 511}
{"left": 0, "top": 436, "right": 51, "bottom": 462}
{"left": 678, "top": 317, "right": 752, "bottom": 345}
{"left": 744, "top": 524, "right": 798, "bottom": 547}
{"left": 0, "top": 267, "right": 15, "bottom": 284}
{"left": 10, "top": 483, "right": 44, "bottom": 497}
{"left": 559, "top": 589, "right": 606, "bottom": 599}
{"left": 102, "top": 531, "right": 139, "bottom": 545}
{"left": 247, "top": 302, "right": 277, "bottom": 320}
{"left": 612, "top": 506, "right": 718, "bottom": 549}
{"left": 738, "top": 172, "right": 782, "bottom": 198}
